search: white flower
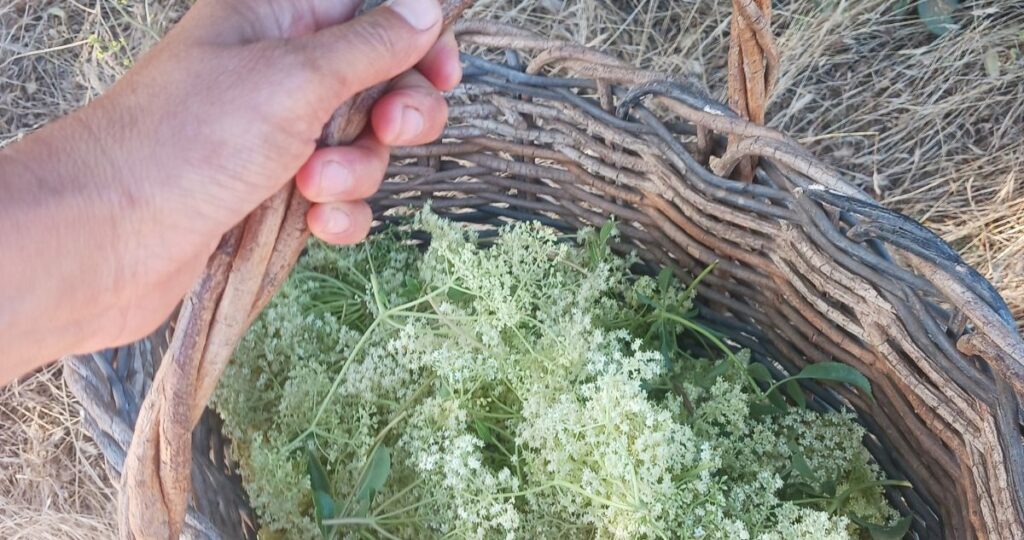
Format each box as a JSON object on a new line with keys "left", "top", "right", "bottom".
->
{"left": 217, "top": 211, "right": 897, "bottom": 540}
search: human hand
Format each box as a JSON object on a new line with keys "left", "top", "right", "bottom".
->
{"left": 0, "top": 0, "right": 459, "bottom": 375}
{"left": 113, "top": 0, "right": 457, "bottom": 244}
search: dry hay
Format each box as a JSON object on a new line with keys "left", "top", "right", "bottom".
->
{"left": 0, "top": 366, "right": 116, "bottom": 539}
{"left": 1, "top": 0, "right": 1022, "bottom": 537}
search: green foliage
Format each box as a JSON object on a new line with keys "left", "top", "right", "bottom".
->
{"left": 852, "top": 515, "right": 914, "bottom": 540}
{"left": 307, "top": 446, "right": 336, "bottom": 537}
{"left": 764, "top": 362, "right": 874, "bottom": 407}
{"left": 917, "top": 0, "right": 960, "bottom": 37}
{"left": 354, "top": 445, "right": 392, "bottom": 507}
{"left": 895, "top": 0, "right": 961, "bottom": 36}
{"left": 214, "top": 210, "right": 903, "bottom": 539}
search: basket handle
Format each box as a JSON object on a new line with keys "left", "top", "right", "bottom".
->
{"left": 726, "top": 0, "right": 779, "bottom": 181}
{"left": 118, "top": 2, "right": 475, "bottom": 538}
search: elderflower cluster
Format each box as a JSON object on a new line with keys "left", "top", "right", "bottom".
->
{"left": 214, "top": 211, "right": 899, "bottom": 539}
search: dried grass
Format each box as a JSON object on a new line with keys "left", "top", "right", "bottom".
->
{"left": 1, "top": 0, "right": 185, "bottom": 144}
{"left": 1, "top": 0, "right": 1022, "bottom": 536}
{"left": 0, "top": 366, "right": 116, "bottom": 539}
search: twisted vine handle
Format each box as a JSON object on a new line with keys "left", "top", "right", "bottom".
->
{"left": 117, "top": 2, "right": 475, "bottom": 538}
{"left": 725, "top": 0, "right": 778, "bottom": 181}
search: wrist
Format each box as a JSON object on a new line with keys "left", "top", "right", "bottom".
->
{"left": 0, "top": 100, "right": 147, "bottom": 368}
{"left": 74, "top": 92, "right": 152, "bottom": 265}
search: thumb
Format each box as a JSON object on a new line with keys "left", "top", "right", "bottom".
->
{"left": 291, "top": 0, "right": 443, "bottom": 107}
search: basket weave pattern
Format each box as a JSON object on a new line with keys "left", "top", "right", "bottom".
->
{"left": 66, "top": 19, "right": 1024, "bottom": 540}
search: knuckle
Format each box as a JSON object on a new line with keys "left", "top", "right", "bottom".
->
{"left": 285, "top": 41, "right": 323, "bottom": 85}
{"left": 352, "top": 21, "right": 400, "bottom": 58}
{"left": 426, "top": 95, "right": 449, "bottom": 136}
{"left": 288, "top": 39, "right": 353, "bottom": 97}
{"left": 284, "top": 39, "right": 320, "bottom": 76}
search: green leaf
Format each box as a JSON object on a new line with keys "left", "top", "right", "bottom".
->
{"left": 787, "top": 439, "right": 818, "bottom": 483}
{"left": 658, "top": 325, "right": 676, "bottom": 365}
{"left": 446, "top": 287, "right": 474, "bottom": 303}
{"left": 352, "top": 496, "right": 371, "bottom": 519}
{"left": 657, "top": 267, "right": 673, "bottom": 292}
{"left": 635, "top": 292, "right": 659, "bottom": 310}
{"left": 306, "top": 447, "right": 335, "bottom": 536}
{"left": 850, "top": 515, "right": 913, "bottom": 540}
{"left": 784, "top": 380, "right": 807, "bottom": 408}
{"left": 702, "top": 359, "right": 731, "bottom": 386}
{"left": 747, "top": 362, "right": 773, "bottom": 384}
{"left": 918, "top": 0, "right": 959, "bottom": 36}
{"left": 400, "top": 276, "right": 423, "bottom": 298}
{"left": 312, "top": 491, "right": 335, "bottom": 527}
{"left": 779, "top": 480, "right": 820, "bottom": 502}
{"left": 831, "top": 479, "right": 913, "bottom": 513}
{"left": 795, "top": 362, "right": 873, "bottom": 400}
{"left": 766, "top": 387, "right": 789, "bottom": 410}
{"left": 599, "top": 219, "right": 617, "bottom": 244}
{"left": 355, "top": 444, "right": 392, "bottom": 503}
{"left": 474, "top": 419, "right": 494, "bottom": 444}
{"left": 749, "top": 402, "right": 783, "bottom": 419}
{"left": 983, "top": 49, "right": 1001, "bottom": 78}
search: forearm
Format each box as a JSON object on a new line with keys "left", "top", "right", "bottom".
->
{"left": 0, "top": 104, "right": 142, "bottom": 380}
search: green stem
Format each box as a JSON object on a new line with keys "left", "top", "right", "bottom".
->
{"left": 342, "top": 378, "right": 436, "bottom": 511}
{"left": 426, "top": 295, "right": 485, "bottom": 350}
{"left": 286, "top": 285, "right": 454, "bottom": 452}
{"left": 489, "top": 480, "right": 636, "bottom": 511}
{"left": 660, "top": 312, "right": 762, "bottom": 392}
{"left": 393, "top": 311, "right": 477, "bottom": 321}
{"left": 374, "top": 477, "right": 424, "bottom": 513}
{"left": 512, "top": 325, "right": 537, "bottom": 358}
{"left": 661, "top": 312, "right": 731, "bottom": 360}
{"left": 472, "top": 410, "right": 520, "bottom": 420}
{"left": 684, "top": 261, "right": 717, "bottom": 295}
{"left": 763, "top": 375, "right": 801, "bottom": 399}
{"left": 373, "top": 497, "right": 439, "bottom": 520}
{"left": 322, "top": 517, "right": 407, "bottom": 540}
{"left": 829, "top": 480, "right": 913, "bottom": 512}
{"left": 790, "top": 497, "right": 830, "bottom": 505}
{"left": 285, "top": 316, "right": 383, "bottom": 451}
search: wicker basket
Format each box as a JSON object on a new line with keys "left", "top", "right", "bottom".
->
{"left": 65, "top": 16, "right": 1024, "bottom": 540}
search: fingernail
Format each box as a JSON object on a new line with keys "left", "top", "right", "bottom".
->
{"left": 324, "top": 207, "right": 351, "bottom": 235}
{"left": 386, "top": 0, "right": 440, "bottom": 31}
{"left": 319, "top": 161, "right": 353, "bottom": 197}
{"left": 398, "top": 107, "right": 424, "bottom": 143}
